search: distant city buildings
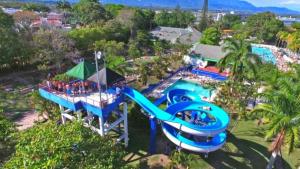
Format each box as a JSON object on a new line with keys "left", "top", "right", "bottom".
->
{"left": 277, "top": 16, "right": 300, "bottom": 26}
{"left": 1, "top": 7, "right": 21, "bottom": 14}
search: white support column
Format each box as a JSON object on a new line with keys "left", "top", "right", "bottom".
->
{"left": 123, "top": 102, "right": 129, "bottom": 147}
{"left": 87, "top": 111, "right": 93, "bottom": 125}
{"left": 76, "top": 110, "right": 82, "bottom": 121}
{"left": 98, "top": 116, "right": 105, "bottom": 136}
{"left": 59, "top": 105, "right": 66, "bottom": 124}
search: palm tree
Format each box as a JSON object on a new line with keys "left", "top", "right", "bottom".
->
{"left": 218, "top": 38, "right": 261, "bottom": 81}
{"left": 252, "top": 77, "right": 300, "bottom": 169}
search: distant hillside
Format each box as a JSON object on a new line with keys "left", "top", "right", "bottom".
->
{"left": 5, "top": 0, "right": 300, "bottom": 15}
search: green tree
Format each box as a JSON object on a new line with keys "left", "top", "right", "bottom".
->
{"left": 4, "top": 122, "right": 128, "bottom": 168}
{"left": 104, "top": 4, "right": 125, "bottom": 18}
{"left": 220, "top": 14, "right": 242, "bottom": 29}
{"left": 21, "top": 3, "right": 50, "bottom": 12}
{"left": 94, "top": 40, "right": 125, "bottom": 56}
{"left": 94, "top": 40, "right": 126, "bottom": 74}
{"left": 72, "top": 0, "right": 107, "bottom": 25}
{"left": 138, "top": 62, "right": 150, "bottom": 85}
{"left": 200, "top": 27, "right": 221, "bottom": 45}
{"left": 246, "top": 12, "right": 284, "bottom": 43}
{"left": 218, "top": 38, "right": 261, "bottom": 80}
{"left": 56, "top": 0, "right": 71, "bottom": 12}
{"left": 128, "top": 41, "right": 142, "bottom": 60}
{"left": 32, "top": 29, "right": 79, "bottom": 71}
{"left": 0, "top": 107, "right": 16, "bottom": 165}
{"left": 154, "top": 8, "right": 195, "bottom": 28}
{"left": 132, "top": 9, "right": 156, "bottom": 31}
{"left": 68, "top": 21, "right": 130, "bottom": 56}
{"left": 0, "top": 9, "right": 31, "bottom": 71}
{"left": 291, "top": 22, "right": 300, "bottom": 30}
{"left": 253, "top": 75, "right": 300, "bottom": 168}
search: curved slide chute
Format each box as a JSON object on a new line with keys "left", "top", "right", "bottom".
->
{"left": 167, "top": 89, "right": 202, "bottom": 104}
{"left": 123, "top": 87, "right": 229, "bottom": 153}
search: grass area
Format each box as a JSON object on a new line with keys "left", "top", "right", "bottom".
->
{"left": 0, "top": 90, "right": 31, "bottom": 120}
{"left": 0, "top": 70, "right": 45, "bottom": 121}
{"left": 124, "top": 113, "right": 300, "bottom": 169}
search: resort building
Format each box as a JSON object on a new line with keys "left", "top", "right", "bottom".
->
{"left": 150, "top": 26, "right": 202, "bottom": 45}
{"left": 186, "top": 43, "right": 227, "bottom": 66}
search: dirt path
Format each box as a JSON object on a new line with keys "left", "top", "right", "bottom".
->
{"left": 15, "top": 111, "right": 39, "bottom": 130}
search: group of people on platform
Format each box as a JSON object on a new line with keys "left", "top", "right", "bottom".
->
{"left": 46, "top": 80, "right": 97, "bottom": 96}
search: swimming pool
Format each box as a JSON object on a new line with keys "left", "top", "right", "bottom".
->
{"left": 252, "top": 46, "right": 276, "bottom": 64}
{"left": 163, "top": 80, "right": 212, "bottom": 98}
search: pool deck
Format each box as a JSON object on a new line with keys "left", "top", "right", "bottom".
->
{"left": 252, "top": 44, "right": 300, "bottom": 72}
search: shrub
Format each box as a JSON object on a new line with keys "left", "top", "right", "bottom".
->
{"left": 4, "top": 122, "right": 128, "bottom": 169}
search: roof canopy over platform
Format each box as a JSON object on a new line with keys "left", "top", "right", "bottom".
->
{"left": 66, "top": 61, "right": 96, "bottom": 80}
{"left": 88, "top": 67, "right": 125, "bottom": 87}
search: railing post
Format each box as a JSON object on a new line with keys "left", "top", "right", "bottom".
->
{"left": 76, "top": 110, "right": 82, "bottom": 121}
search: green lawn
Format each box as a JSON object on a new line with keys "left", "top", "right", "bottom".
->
{"left": 124, "top": 115, "right": 300, "bottom": 169}
{"left": 0, "top": 90, "right": 31, "bottom": 120}
{"left": 0, "top": 70, "right": 45, "bottom": 121}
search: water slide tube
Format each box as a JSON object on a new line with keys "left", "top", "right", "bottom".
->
{"left": 123, "top": 87, "right": 229, "bottom": 153}
{"left": 167, "top": 88, "right": 202, "bottom": 104}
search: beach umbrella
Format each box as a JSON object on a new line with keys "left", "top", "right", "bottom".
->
{"left": 66, "top": 60, "right": 96, "bottom": 80}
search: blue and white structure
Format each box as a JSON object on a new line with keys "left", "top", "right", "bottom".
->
{"left": 39, "top": 85, "right": 129, "bottom": 147}
{"left": 39, "top": 83, "right": 229, "bottom": 154}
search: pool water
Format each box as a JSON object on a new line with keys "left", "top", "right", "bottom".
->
{"left": 163, "top": 80, "right": 212, "bottom": 98}
{"left": 252, "top": 46, "right": 276, "bottom": 64}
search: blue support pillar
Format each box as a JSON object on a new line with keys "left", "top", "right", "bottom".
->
{"left": 149, "top": 116, "right": 157, "bottom": 154}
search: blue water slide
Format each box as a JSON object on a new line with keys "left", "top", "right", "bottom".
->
{"left": 167, "top": 89, "right": 202, "bottom": 104}
{"left": 123, "top": 87, "right": 230, "bottom": 153}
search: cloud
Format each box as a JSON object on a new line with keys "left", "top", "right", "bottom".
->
{"left": 279, "top": 0, "right": 300, "bottom": 5}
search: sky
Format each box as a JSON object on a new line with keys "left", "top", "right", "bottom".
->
{"left": 245, "top": 0, "right": 300, "bottom": 11}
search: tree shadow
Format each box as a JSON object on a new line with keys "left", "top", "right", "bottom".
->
{"left": 203, "top": 133, "right": 292, "bottom": 169}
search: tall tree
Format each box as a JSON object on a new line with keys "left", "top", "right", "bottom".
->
{"left": 0, "top": 9, "right": 31, "bottom": 71}
{"left": 154, "top": 8, "right": 195, "bottom": 28}
{"left": 33, "top": 29, "right": 79, "bottom": 71}
{"left": 253, "top": 74, "right": 300, "bottom": 168}
{"left": 246, "top": 12, "right": 284, "bottom": 43}
{"left": 218, "top": 38, "right": 261, "bottom": 80}
{"left": 72, "top": 0, "right": 107, "bottom": 25}
{"left": 198, "top": 0, "right": 208, "bottom": 32}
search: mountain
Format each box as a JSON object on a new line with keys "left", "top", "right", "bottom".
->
{"left": 9, "top": 0, "right": 300, "bottom": 15}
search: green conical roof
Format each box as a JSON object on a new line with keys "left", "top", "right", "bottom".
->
{"left": 66, "top": 61, "right": 96, "bottom": 80}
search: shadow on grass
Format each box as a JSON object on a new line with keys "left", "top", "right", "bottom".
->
{"left": 204, "top": 133, "right": 292, "bottom": 169}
